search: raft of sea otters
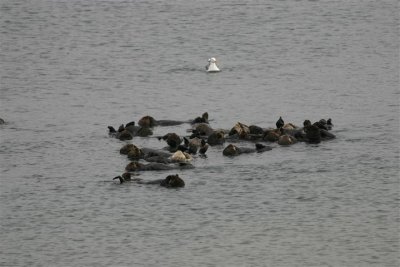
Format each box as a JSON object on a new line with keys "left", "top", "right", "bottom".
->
{"left": 109, "top": 112, "right": 335, "bottom": 188}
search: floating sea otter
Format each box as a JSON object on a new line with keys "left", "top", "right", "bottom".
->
{"left": 125, "top": 161, "right": 194, "bottom": 172}
{"left": 138, "top": 112, "right": 209, "bottom": 128}
{"left": 182, "top": 137, "right": 209, "bottom": 154}
{"left": 278, "top": 134, "right": 297, "bottom": 146}
{"left": 303, "top": 119, "right": 336, "bottom": 144}
{"left": 222, "top": 143, "right": 272, "bottom": 157}
{"left": 228, "top": 122, "right": 268, "bottom": 141}
{"left": 158, "top": 132, "right": 183, "bottom": 151}
{"left": 108, "top": 122, "right": 153, "bottom": 140}
{"left": 114, "top": 173, "right": 185, "bottom": 188}
{"left": 120, "top": 143, "right": 181, "bottom": 163}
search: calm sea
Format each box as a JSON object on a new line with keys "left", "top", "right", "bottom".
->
{"left": 1, "top": 0, "right": 399, "bottom": 266}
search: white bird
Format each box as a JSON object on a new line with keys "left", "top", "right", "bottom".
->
{"left": 206, "top": 57, "right": 220, "bottom": 73}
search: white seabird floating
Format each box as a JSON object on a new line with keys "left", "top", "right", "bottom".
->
{"left": 206, "top": 57, "right": 220, "bottom": 73}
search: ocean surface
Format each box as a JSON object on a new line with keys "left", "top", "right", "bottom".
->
{"left": 0, "top": 0, "right": 399, "bottom": 266}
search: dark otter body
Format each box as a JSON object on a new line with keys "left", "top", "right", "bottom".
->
{"left": 114, "top": 174, "right": 185, "bottom": 188}
{"left": 223, "top": 143, "right": 272, "bottom": 156}
{"left": 182, "top": 137, "right": 209, "bottom": 154}
{"left": 207, "top": 130, "right": 225, "bottom": 146}
{"left": 108, "top": 126, "right": 132, "bottom": 140}
{"left": 158, "top": 133, "right": 182, "bottom": 150}
{"left": 304, "top": 124, "right": 321, "bottom": 144}
{"left": 191, "top": 112, "right": 209, "bottom": 124}
{"left": 303, "top": 119, "right": 336, "bottom": 143}
{"left": 138, "top": 113, "right": 209, "bottom": 128}
{"left": 191, "top": 123, "right": 214, "bottom": 137}
{"left": 120, "top": 144, "right": 174, "bottom": 162}
{"left": 125, "top": 161, "right": 194, "bottom": 172}
{"left": 135, "top": 174, "right": 185, "bottom": 188}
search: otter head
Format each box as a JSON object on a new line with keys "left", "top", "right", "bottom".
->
{"left": 303, "top": 120, "right": 312, "bottom": 127}
{"left": 195, "top": 123, "right": 213, "bottom": 136}
{"left": 282, "top": 123, "right": 297, "bottom": 130}
{"left": 192, "top": 112, "right": 209, "bottom": 124}
{"left": 127, "top": 146, "right": 143, "bottom": 160}
{"left": 229, "top": 122, "right": 250, "bottom": 138}
{"left": 138, "top": 116, "right": 156, "bottom": 128}
{"left": 207, "top": 130, "right": 225, "bottom": 146}
{"left": 163, "top": 133, "right": 182, "bottom": 148}
{"left": 223, "top": 144, "right": 239, "bottom": 156}
{"left": 278, "top": 134, "right": 294, "bottom": 146}
{"left": 120, "top": 144, "right": 135, "bottom": 155}
{"left": 125, "top": 161, "right": 142, "bottom": 172}
{"left": 171, "top": 150, "right": 192, "bottom": 162}
{"left": 162, "top": 174, "right": 185, "bottom": 188}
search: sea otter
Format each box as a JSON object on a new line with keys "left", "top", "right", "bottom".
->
{"left": 227, "top": 122, "right": 267, "bottom": 141}
{"left": 120, "top": 144, "right": 173, "bottom": 161}
{"left": 125, "top": 161, "right": 194, "bottom": 172}
{"left": 303, "top": 119, "right": 335, "bottom": 143}
{"left": 263, "top": 128, "right": 282, "bottom": 142}
{"left": 190, "top": 123, "right": 215, "bottom": 137}
{"left": 222, "top": 143, "right": 272, "bottom": 157}
{"left": 229, "top": 122, "right": 250, "bottom": 139}
{"left": 138, "top": 112, "right": 209, "bottom": 128}
{"left": 108, "top": 124, "right": 153, "bottom": 139}
{"left": 158, "top": 132, "right": 182, "bottom": 151}
{"left": 114, "top": 173, "right": 185, "bottom": 188}
{"left": 182, "top": 137, "right": 209, "bottom": 154}
{"left": 207, "top": 130, "right": 226, "bottom": 146}
{"left": 278, "top": 134, "right": 297, "bottom": 146}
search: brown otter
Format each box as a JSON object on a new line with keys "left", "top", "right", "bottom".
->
{"left": 229, "top": 122, "right": 250, "bottom": 139}
{"left": 278, "top": 134, "right": 297, "bottom": 146}
{"left": 191, "top": 112, "right": 209, "bottom": 124}
{"left": 125, "top": 161, "right": 194, "bottom": 172}
{"left": 263, "top": 128, "right": 281, "bottom": 142}
{"left": 191, "top": 123, "right": 214, "bottom": 137}
{"left": 158, "top": 133, "right": 182, "bottom": 150}
{"left": 108, "top": 124, "right": 153, "bottom": 139}
{"left": 222, "top": 143, "right": 272, "bottom": 156}
{"left": 182, "top": 137, "right": 209, "bottom": 154}
{"left": 138, "top": 112, "right": 209, "bottom": 128}
{"left": 207, "top": 130, "right": 225, "bottom": 146}
{"left": 114, "top": 173, "right": 185, "bottom": 188}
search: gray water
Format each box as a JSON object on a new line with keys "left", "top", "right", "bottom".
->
{"left": 1, "top": 0, "right": 399, "bottom": 266}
